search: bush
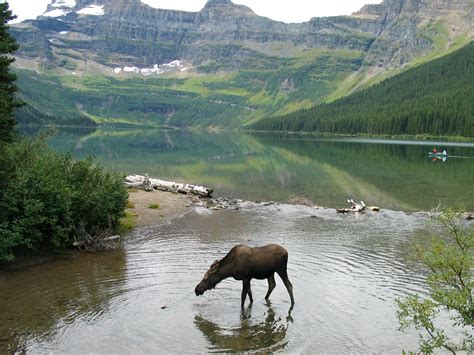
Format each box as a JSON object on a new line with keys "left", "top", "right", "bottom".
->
{"left": 0, "top": 138, "right": 128, "bottom": 262}
{"left": 396, "top": 207, "right": 473, "bottom": 354}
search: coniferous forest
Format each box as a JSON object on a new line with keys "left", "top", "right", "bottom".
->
{"left": 252, "top": 42, "right": 474, "bottom": 137}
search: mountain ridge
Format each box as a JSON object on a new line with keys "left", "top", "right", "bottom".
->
{"left": 9, "top": 0, "right": 474, "bottom": 129}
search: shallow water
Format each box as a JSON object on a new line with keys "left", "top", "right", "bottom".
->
{"left": 1, "top": 204, "right": 437, "bottom": 353}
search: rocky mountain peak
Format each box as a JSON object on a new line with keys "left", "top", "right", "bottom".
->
{"left": 200, "top": 0, "right": 256, "bottom": 17}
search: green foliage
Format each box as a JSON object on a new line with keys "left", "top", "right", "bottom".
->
{"left": 0, "top": 2, "right": 127, "bottom": 263}
{"left": 0, "top": 138, "right": 128, "bottom": 262}
{"left": 14, "top": 70, "right": 96, "bottom": 126}
{"left": 0, "top": 1, "right": 20, "bottom": 144}
{"left": 119, "top": 211, "right": 136, "bottom": 232}
{"left": 13, "top": 46, "right": 365, "bottom": 128}
{"left": 253, "top": 42, "right": 474, "bottom": 137}
{"left": 396, "top": 207, "right": 473, "bottom": 354}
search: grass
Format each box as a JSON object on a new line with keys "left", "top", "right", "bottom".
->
{"left": 148, "top": 203, "right": 160, "bottom": 209}
{"left": 119, "top": 211, "right": 136, "bottom": 231}
{"left": 126, "top": 201, "right": 135, "bottom": 209}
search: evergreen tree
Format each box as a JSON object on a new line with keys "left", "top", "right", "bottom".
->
{"left": 253, "top": 42, "right": 474, "bottom": 137}
{"left": 0, "top": 1, "right": 19, "bottom": 144}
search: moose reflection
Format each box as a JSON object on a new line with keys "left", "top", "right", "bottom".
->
{"left": 194, "top": 304, "right": 289, "bottom": 352}
{"left": 195, "top": 244, "right": 295, "bottom": 307}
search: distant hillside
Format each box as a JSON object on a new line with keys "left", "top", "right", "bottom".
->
{"left": 251, "top": 41, "right": 474, "bottom": 137}
{"left": 9, "top": 0, "right": 473, "bottom": 128}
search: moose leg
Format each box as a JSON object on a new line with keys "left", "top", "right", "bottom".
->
{"left": 265, "top": 273, "right": 276, "bottom": 300}
{"left": 241, "top": 279, "right": 252, "bottom": 307}
{"left": 247, "top": 281, "right": 253, "bottom": 304}
{"left": 277, "top": 269, "right": 295, "bottom": 307}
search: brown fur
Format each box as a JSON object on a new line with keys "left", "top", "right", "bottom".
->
{"left": 195, "top": 244, "right": 295, "bottom": 308}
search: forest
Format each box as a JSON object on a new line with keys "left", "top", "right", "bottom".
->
{"left": 252, "top": 42, "right": 474, "bottom": 137}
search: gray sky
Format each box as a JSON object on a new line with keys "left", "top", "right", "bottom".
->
{"left": 7, "top": 0, "right": 382, "bottom": 24}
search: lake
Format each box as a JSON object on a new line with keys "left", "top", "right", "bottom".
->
{"left": 34, "top": 128, "right": 474, "bottom": 211}
{"left": 1, "top": 128, "right": 473, "bottom": 353}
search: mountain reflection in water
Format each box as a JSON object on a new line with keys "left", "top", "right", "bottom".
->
{"left": 26, "top": 127, "right": 474, "bottom": 211}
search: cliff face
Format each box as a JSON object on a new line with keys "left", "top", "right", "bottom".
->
{"left": 17, "top": 0, "right": 472, "bottom": 70}
{"left": 11, "top": 0, "right": 472, "bottom": 70}
{"left": 10, "top": 0, "right": 371, "bottom": 67}
{"left": 355, "top": 0, "right": 474, "bottom": 67}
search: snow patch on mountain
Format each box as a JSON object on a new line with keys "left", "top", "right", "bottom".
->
{"left": 112, "top": 61, "right": 188, "bottom": 76}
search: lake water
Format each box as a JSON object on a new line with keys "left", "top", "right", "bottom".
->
{"left": 1, "top": 128, "right": 473, "bottom": 353}
{"left": 37, "top": 128, "right": 474, "bottom": 211}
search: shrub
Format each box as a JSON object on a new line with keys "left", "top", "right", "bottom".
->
{"left": 0, "top": 138, "right": 128, "bottom": 262}
{"left": 396, "top": 207, "right": 473, "bottom": 354}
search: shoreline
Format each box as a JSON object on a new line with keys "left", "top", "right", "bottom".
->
{"left": 126, "top": 189, "right": 195, "bottom": 227}
{"left": 3, "top": 189, "right": 472, "bottom": 271}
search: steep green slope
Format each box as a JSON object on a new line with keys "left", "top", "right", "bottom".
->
{"left": 14, "top": 48, "right": 364, "bottom": 127}
{"left": 14, "top": 71, "right": 96, "bottom": 126}
{"left": 252, "top": 42, "right": 474, "bottom": 137}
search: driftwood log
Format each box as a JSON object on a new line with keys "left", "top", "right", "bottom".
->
{"left": 125, "top": 174, "right": 213, "bottom": 197}
{"left": 337, "top": 199, "right": 367, "bottom": 213}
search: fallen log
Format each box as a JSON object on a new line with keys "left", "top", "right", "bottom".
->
{"left": 337, "top": 199, "right": 366, "bottom": 213}
{"left": 125, "top": 174, "right": 213, "bottom": 197}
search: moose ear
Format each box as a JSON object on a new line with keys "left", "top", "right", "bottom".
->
{"left": 209, "top": 260, "right": 219, "bottom": 273}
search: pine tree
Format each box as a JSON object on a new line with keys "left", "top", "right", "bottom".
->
{"left": 0, "top": 1, "right": 19, "bottom": 144}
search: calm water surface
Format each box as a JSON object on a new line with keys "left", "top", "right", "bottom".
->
{"left": 35, "top": 128, "right": 474, "bottom": 211}
{"left": 2, "top": 128, "right": 473, "bottom": 353}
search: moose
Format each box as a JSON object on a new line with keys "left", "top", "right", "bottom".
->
{"left": 195, "top": 244, "right": 295, "bottom": 308}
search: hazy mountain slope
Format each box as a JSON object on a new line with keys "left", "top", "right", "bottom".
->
{"left": 9, "top": 0, "right": 474, "bottom": 128}
{"left": 252, "top": 41, "right": 474, "bottom": 137}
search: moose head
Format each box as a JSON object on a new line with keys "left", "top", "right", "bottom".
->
{"left": 195, "top": 260, "right": 222, "bottom": 296}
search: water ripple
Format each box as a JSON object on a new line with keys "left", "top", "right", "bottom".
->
{"left": 0, "top": 206, "right": 433, "bottom": 354}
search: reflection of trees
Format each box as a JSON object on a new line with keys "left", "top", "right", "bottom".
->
{"left": 0, "top": 250, "right": 127, "bottom": 353}
{"left": 194, "top": 304, "right": 289, "bottom": 352}
{"left": 252, "top": 133, "right": 474, "bottom": 210}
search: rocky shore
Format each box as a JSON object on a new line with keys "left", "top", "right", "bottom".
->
{"left": 125, "top": 189, "right": 281, "bottom": 228}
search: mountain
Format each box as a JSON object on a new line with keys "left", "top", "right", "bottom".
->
{"left": 252, "top": 41, "right": 474, "bottom": 137}
{"left": 9, "top": 0, "right": 474, "bottom": 128}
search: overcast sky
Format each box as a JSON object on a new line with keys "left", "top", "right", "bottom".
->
{"left": 6, "top": 0, "right": 382, "bottom": 24}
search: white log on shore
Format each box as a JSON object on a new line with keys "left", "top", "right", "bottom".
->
{"left": 124, "top": 174, "right": 213, "bottom": 197}
{"left": 336, "top": 199, "right": 367, "bottom": 213}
